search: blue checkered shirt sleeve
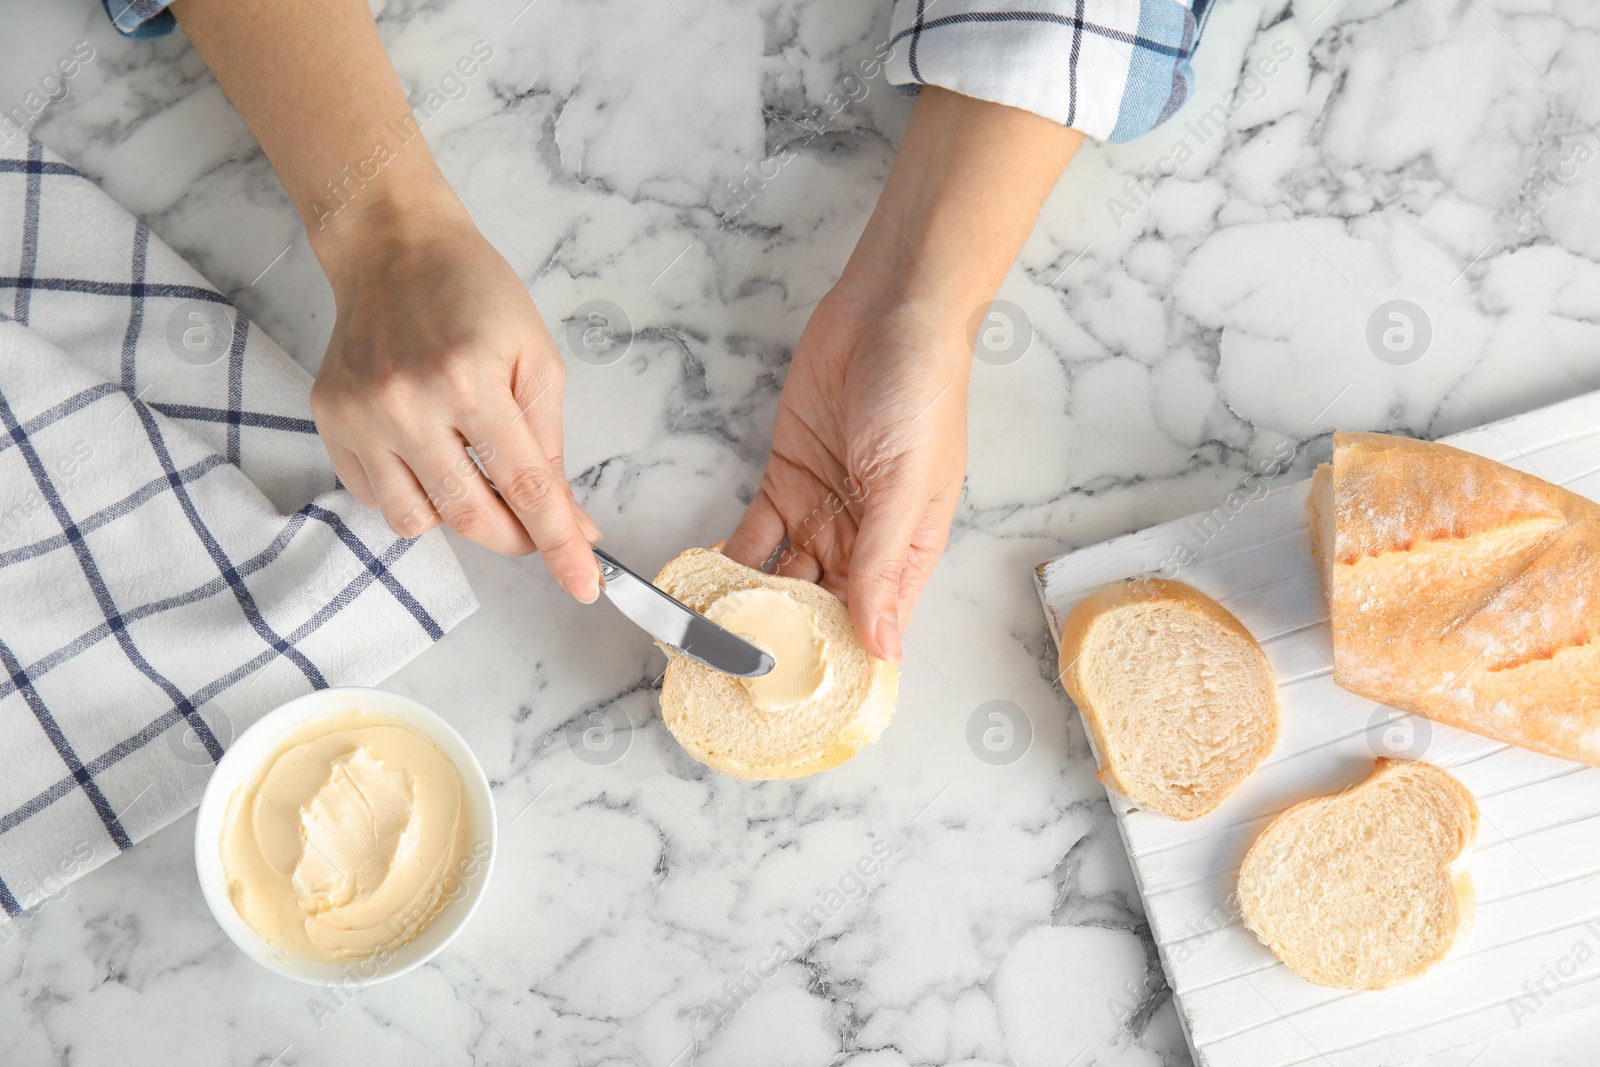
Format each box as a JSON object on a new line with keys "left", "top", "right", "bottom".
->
{"left": 100, "top": 0, "right": 177, "bottom": 39}
{"left": 884, "top": 0, "right": 1213, "bottom": 142}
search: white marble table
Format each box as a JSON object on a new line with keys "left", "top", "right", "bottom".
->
{"left": 4, "top": 0, "right": 1600, "bottom": 1064}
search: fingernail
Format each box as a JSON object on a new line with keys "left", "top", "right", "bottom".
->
{"left": 567, "top": 570, "right": 601, "bottom": 604}
{"left": 875, "top": 614, "right": 902, "bottom": 663}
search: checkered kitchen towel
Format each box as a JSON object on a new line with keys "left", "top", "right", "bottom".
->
{"left": 0, "top": 137, "right": 477, "bottom": 918}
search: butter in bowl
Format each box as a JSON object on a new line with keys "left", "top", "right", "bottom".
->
{"left": 194, "top": 687, "right": 496, "bottom": 985}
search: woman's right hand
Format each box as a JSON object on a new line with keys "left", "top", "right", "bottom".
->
{"left": 308, "top": 187, "right": 603, "bottom": 603}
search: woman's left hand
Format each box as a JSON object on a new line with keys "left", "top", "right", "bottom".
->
{"left": 723, "top": 283, "right": 969, "bottom": 663}
{"left": 723, "top": 86, "right": 1085, "bottom": 661}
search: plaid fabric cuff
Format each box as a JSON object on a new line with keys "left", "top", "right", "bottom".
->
{"left": 100, "top": 0, "right": 177, "bottom": 39}
{"left": 885, "top": 0, "right": 1212, "bottom": 143}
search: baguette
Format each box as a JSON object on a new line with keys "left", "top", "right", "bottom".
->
{"left": 652, "top": 548, "right": 897, "bottom": 780}
{"left": 1238, "top": 758, "right": 1478, "bottom": 990}
{"left": 1059, "top": 579, "right": 1280, "bottom": 819}
{"left": 1310, "top": 431, "right": 1600, "bottom": 765}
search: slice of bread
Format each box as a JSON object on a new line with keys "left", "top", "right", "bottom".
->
{"left": 1238, "top": 758, "right": 1478, "bottom": 990}
{"left": 1058, "top": 579, "right": 1279, "bottom": 820}
{"left": 652, "top": 548, "right": 898, "bottom": 780}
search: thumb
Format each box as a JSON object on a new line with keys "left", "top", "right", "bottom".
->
{"left": 847, "top": 492, "right": 921, "bottom": 663}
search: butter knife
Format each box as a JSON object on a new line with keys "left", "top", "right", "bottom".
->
{"left": 593, "top": 548, "right": 775, "bottom": 678}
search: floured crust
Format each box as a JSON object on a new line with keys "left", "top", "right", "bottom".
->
{"left": 1059, "top": 578, "right": 1280, "bottom": 819}
{"left": 653, "top": 548, "right": 898, "bottom": 780}
{"left": 1312, "top": 432, "right": 1600, "bottom": 765}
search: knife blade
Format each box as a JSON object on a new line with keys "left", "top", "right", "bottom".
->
{"left": 593, "top": 548, "right": 775, "bottom": 678}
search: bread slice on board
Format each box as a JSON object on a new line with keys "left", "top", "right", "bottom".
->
{"left": 1058, "top": 579, "right": 1280, "bottom": 820}
{"left": 652, "top": 548, "right": 898, "bottom": 780}
{"left": 1310, "top": 431, "right": 1600, "bottom": 765}
{"left": 1238, "top": 758, "right": 1478, "bottom": 990}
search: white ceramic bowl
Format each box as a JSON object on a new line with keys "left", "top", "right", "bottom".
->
{"left": 194, "top": 686, "right": 496, "bottom": 986}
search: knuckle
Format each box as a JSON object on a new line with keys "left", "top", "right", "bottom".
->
{"left": 432, "top": 344, "right": 489, "bottom": 395}
{"left": 337, "top": 468, "right": 375, "bottom": 505}
{"left": 437, "top": 341, "right": 484, "bottom": 375}
{"left": 442, "top": 378, "right": 488, "bottom": 426}
{"left": 441, "top": 500, "right": 499, "bottom": 540}
{"left": 503, "top": 466, "right": 556, "bottom": 513}
{"left": 866, "top": 561, "right": 903, "bottom": 593}
{"left": 536, "top": 530, "right": 586, "bottom": 564}
{"left": 534, "top": 357, "right": 566, "bottom": 392}
{"left": 371, "top": 373, "right": 423, "bottom": 417}
{"left": 539, "top": 526, "right": 583, "bottom": 555}
{"left": 387, "top": 500, "right": 440, "bottom": 538}
{"left": 309, "top": 377, "right": 332, "bottom": 418}
{"left": 310, "top": 377, "right": 358, "bottom": 426}
{"left": 515, "top": 364, "right": 565, "bottom": 414}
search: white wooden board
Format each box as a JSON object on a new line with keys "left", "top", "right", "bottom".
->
{"left": 1036, "top": 391, "right": 1600, "bottom": 1067}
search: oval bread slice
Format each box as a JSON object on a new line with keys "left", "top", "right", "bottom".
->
{"left": 1238, "top": 758, "right": 1478, "bottom": 990}
{"left": 1059, "top": 578, "right": 1279, "bottom": 819}
{"left": 652, "top": 548, "right": 898, "bottom": 780}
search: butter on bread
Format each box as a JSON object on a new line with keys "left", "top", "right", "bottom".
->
{"left": 1311, "top": 431, "right": 1600, "bottom": 765}
{"left": 652, "top": 548, "right": 898, "bottom": 779}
